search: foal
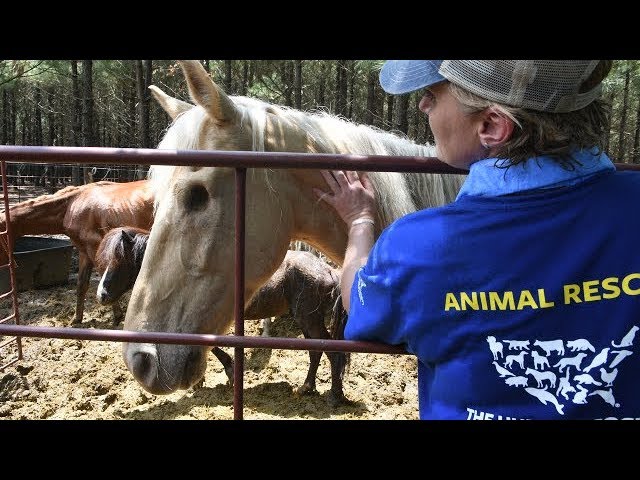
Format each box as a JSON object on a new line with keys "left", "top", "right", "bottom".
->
{"left": 95, "top": 227, "right": 349, "bottom": 405}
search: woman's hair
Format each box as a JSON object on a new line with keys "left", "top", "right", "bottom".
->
{"left": 448, "top": 60, "right": 613, "bottom": 168}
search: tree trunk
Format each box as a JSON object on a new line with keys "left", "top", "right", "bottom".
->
{"left": 136, "top": 60, "right": 151, "bottom": 149}
{"left": 141, "top": 60, "right": 152, "bottom": 176}
{"left": 58, "top": 114, "right": 65, "bottom": 146}
{"left": 241, "top": 61, "right": 249, "bottom": 95}
{"left": 34, "top": 86, "right": 43, "bottom": 145}
{"left": 224, "top": 60, "right": 232, "bottom": 93}
{"left": 604, "top": 91, "right": 615, "bottom": 154}
{"left": 22, "top": 107, "right": 29, "bottom": 145}
{"left": 365, "top": 68, "right": 376, "bottom": 126}
{"left": 280, "top": 61, "right": 292, "bottom": 107}
{"left": 348, "top": 61, "right": 355, "bottom": 119}
{"left": 335, "top": 60, "right": 348, "bottom": 117}
{"left": 616, "top": 67, "right": 630, "bottom": 162}
{"left": 70, "top": 60, "right": 81, "bottom": 183}
{"left": 294, "top": 60, "right": 302, "bottom": 109}
{"left": 1, "top": 88, "right": 7, "bottom": 144}
{"left": 128, "top": 61, "right": 137, "bottom": 149}
{"left": 318, "top": 62, "right": 327, "bottom": 107}
{"left": 10, "top": 88, "right": 17, "bottom": 145}
{"left": 386, "top": 94, "right": 394, "bottom": 129}
{"left": 101, "top": 105, "right": 107, "bottom": 147}
{"left": 81, "top": 60, "right": 95, "bottom": 183}
{"left": 395, "top": 94, "right": 409, "bottom": 134}
{"left": 248, "top": 61, "right": 254, "bottom": 89}
{"left": 633, "top": 94, "right": 640, "bottom": 163}
{"left": 47, "top": 87, "right": 56, "bottom": 146}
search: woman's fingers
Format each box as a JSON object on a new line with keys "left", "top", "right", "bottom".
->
{"left": 360, "top": 171, "right": 374, "bottom": 191}
{"left": 320, "top": 170, "right": 340, "bottom": 194}
{"left": 313, "top": 187, "right": 334, "bottom": 205}
{"left": 331, "top": 170, "right": 351, "bottom": 189}
{"left": 345, "top": 170, "right": 360, "bottom": 184}
{"left": 316, "top": 170, "right": 373, "bottom": 204}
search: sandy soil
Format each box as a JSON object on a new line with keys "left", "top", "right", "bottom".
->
{"left": 0, "top": 246, "right": 418, "bottom": 420}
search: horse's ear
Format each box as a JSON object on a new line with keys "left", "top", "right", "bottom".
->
{"left": 121, "top": 229, "right": 134, "bottom": 245}
{"left": 178, "top": 60, "right": 239, "bottom": 124}
{"left": 148, "top": 85, "right": 193, "bottom": 120}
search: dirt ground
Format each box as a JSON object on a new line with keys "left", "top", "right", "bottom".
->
{"left": 0, "top": 243, "right": 419, "bottom": 420}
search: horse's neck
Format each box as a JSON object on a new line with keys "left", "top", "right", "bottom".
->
{"left": 262, "top": 111, "right": 465, "bottom": 265}
{"left": 1, "top": 187, "right": 81, "bottom": 239}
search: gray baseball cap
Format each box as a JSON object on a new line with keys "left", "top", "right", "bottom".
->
{"left": 379, "top": 60, "right": 604, "bottom": 113}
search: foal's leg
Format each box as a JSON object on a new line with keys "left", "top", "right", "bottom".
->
{"left": 72, "top": 254, "right": 93, "bottom": 325}
{"left": 261, "top": 317, "right": 272, "bottom": 336}
{"left": 111, "top": 299, "right": 124, "bottom": 326}
{"left": 191, "top": 348, "right": 234, "bottom": 390}
{"left": 212, "top": 347, "right": 234, "bottom": 387}
{"left": 295, "top": 309, "right": 349, "bottom": 407}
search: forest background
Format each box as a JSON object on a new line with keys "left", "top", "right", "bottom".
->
{"left": 0, "top": 59, "right": 637, "bottom": 186}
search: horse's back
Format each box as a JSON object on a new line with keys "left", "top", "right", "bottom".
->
{"left": 64, "top": 180, "right": 154, "bottom": 259}
{"left": 244, "top": 250, "right": 340, "bottom": 320}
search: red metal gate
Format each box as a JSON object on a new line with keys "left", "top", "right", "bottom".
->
{"left": 1, "top": 145, "right": 638, "bottom": 419}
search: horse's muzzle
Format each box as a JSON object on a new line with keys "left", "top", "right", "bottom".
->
{"left": 122, "top": 342, "right": 205, "bottom": 394}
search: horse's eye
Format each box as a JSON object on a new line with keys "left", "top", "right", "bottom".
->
{"left": 184, "top": 184, "right": 209, "bottom": 212}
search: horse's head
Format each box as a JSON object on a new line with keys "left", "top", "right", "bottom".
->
{"left": 122, "top": 61, "right": 346, "bottom": 394}
{"left": 96, "top": 227, "right": 148, "bottom": 305}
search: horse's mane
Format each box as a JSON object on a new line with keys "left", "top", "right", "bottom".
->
{"left": 150, "top": 96, "right": 465, "bottom": 226}
{"left": 95, "top": 226, "right": 149, "bottom": 271}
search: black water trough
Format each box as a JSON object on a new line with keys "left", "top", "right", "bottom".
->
{"left": 0, "top": 236, "right": 74, "bottom": 293}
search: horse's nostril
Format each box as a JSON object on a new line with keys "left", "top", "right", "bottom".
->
{"left": 129, "top": 345, "right": 159, "bottom": 386}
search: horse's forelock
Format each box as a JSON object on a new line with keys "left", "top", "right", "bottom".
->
{"left": 95, "top": 229, "right": 127, "bottom": 271}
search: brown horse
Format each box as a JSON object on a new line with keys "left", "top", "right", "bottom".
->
{"left": 122, "top": 60, "right": 466, "bottom": 395}
{"left": 0, "top": 180, "right": 154, "bottom": 324}
{"left": 96, "top": 226, "right": 348, "bottom": 404}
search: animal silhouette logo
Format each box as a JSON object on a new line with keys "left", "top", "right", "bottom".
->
{"left": 490, "top": 325, "right": 636, "bottom": 414}
{"left": 356, "top": 273, "right": 367, "bottom": 306}
{"left": 612, "top": 326, "right": 638, "bottom": 348}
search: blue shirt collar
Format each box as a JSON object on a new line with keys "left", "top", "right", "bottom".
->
{"left": 456, "top": 149, "right": 615, "bottom": 199}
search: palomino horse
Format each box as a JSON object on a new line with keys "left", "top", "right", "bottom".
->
{"left": 0, "top": 180, "right": 154, "bottom": 324}
{"left": 96, "top": 226, "right": 348, "bottom": 404}
{"left": 122, "top": 60, "right": 466, "bottom": 395}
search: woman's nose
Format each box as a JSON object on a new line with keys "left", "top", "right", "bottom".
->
{"left": 419, "top": 94, "right": 433, "bottom": 114}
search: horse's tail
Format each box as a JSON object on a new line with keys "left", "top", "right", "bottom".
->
{"left": 329, "top": 292, "right": 351, "bottom": 379}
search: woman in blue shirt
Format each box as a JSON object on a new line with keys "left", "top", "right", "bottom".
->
{"left": 314, "top": 60, "right": 640, "bottom": 419}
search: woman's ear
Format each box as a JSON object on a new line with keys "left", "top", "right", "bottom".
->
{"left": 478, "top": 108, "right": 514, "bottom": 149}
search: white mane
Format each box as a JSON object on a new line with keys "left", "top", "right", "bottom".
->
{"left": 150, "top": 96, "right": 465, "bottom": 226}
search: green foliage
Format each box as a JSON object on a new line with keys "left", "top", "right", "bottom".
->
{"left": 3, "top": 59, "right": 640, "bottom": 163}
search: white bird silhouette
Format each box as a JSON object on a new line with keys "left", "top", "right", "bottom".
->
{"left": 493, "top": 361, "right": 514, "bottom": 378}
{"left": 599, "top": 367, "right": 618, "bottom": 387}
{"left": 583, "top": 347, "right": 610, "bottom": 373}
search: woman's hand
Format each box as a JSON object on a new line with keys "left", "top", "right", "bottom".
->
{"left": 313, "top": 170, "right": 377, "bottom": 227}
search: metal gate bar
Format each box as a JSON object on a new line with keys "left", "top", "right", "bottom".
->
{"left": 0, "top": 159, "right": 23, "bottom": 371}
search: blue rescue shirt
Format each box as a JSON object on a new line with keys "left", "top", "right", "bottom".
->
{"left": 346, "top": 150, "right": 640, "bottom": 419}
